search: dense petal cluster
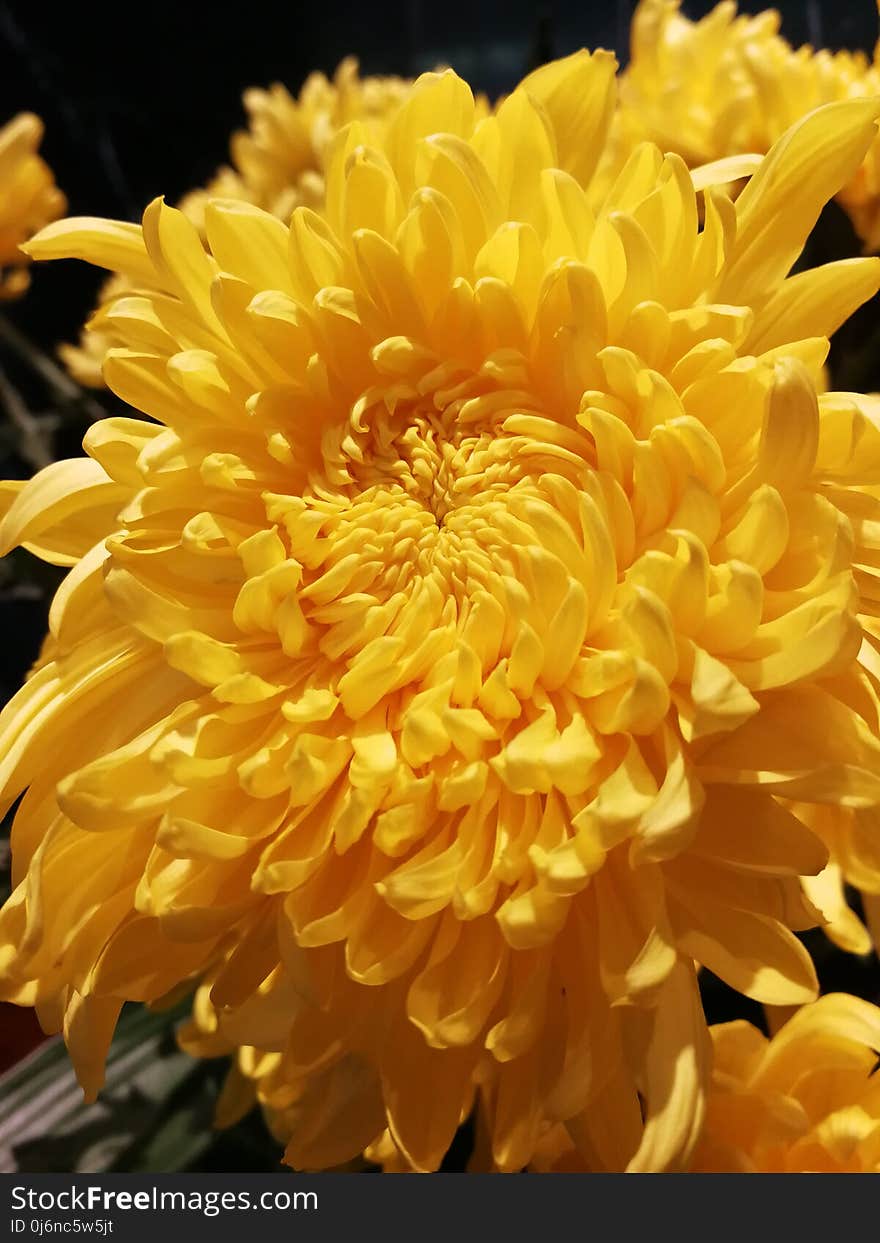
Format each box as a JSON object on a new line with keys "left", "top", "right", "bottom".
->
{"left": 60, "top": 59, "right": 412, "bottom": 386}
{"left": 0, "top": 113, "right": 64, "bottom": 299}
{"left": 619, "top": 0, "right": 880, "bottom": 251}
{"left": 4, "top": 54, "right": 880, "bottom": 1173}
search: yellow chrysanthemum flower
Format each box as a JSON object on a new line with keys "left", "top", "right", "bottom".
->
{"left": 0, "top": 113, "right": 64, "bottom": 299}
{"left": 530, "top": 994, "right": 880, "bottom": 1172}
{"left": 60, "top": 59, "right": 412, "bottom": 387}
{"left": 620, "top": 0, "right": 880, "bottom": 252}
{"left": 4, "top": 54, "right": 880, "bottom": 1173}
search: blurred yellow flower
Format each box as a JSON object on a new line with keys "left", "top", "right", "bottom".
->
{"left": 3, "top": 55, "right": 880, "bottom": 1173}
{"left": 61, "top": 59, "right": 412, "bottom": 385}
{"left": 0, "top": 113, "right": 64, "bottom": 300}
{"left": 620, "top": 0, "right": 880, "bottom": 252}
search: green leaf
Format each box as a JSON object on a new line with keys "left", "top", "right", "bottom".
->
{"left": 0, "top": 1000, "right": 218, "bottom": 1173}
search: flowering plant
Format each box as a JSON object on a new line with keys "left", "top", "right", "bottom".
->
{"left": 1, "top": 0, "right": 880, "bottom": 1175}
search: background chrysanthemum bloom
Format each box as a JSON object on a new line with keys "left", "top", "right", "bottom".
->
{"left": 530, "top": 994, "right": 880, "bottom": 1172}
{"left": 0, "top": 113, "right": 65, "bottom": 300}
{"left": 619, "top": 0, "right": 880, "bottom": 252}
{"left": 3, "top": 54, "right": 880, "bottom": 1173}
{"left": 207, "top": 57, "right": 414, "bottom": 222}
{"left": 693, "top": 994, "right": 880, "bottom": 1172}
{"left": 616, "top": 0, "right": 785, "bottom": 169}
{"left": 60, "top": 58, "right": 413, "bottom": 387}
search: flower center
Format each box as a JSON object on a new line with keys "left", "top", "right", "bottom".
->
{"left": 258, "top": 383, "right": 606, "bottom": 724}
{"left": 290, "top": 399, "right": 539, "bottom": 610}
{"left": 344, "top": 404, "right": 525, "bottom": 521}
